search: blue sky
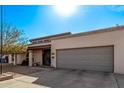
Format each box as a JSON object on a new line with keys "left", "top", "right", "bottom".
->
{"left": 3, "top": 5, "right": 124, "bottom": 39}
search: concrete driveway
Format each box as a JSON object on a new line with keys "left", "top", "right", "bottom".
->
{"left": 0, "top": 64, "right": 124, "bottom": 88}
{"left": 30, "top": 69, "right": 118, "bottom": 88}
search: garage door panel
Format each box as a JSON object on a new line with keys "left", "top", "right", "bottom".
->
{"left": 58, "top": 61, "right": 112, "bottom": 67}
{"left": 60, "top": 64, "right": 113, "bottom": 72}
{"left": 58, "top": 57, "right": 113, "bottom": 66}
{"left": 57, "top": 46, "right": 114, "bottom": 72}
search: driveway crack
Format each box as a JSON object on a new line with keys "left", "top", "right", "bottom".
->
{"left": 112, "top": 73, "right": 119, "bottom": 88}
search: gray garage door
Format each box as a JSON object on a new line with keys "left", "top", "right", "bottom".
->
{"left": 57, "top": 46, "right": 114, "bottom": 72}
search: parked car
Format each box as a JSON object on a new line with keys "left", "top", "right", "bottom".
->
{"left": 0, "top": 58, "right": 6, "bottom": 63}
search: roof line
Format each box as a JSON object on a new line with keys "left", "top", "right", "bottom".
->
{"left": 51, "top": 25, "right": 124, "bottom": 40}
{"left": 30, "top": 32, "right": 71, "bottom": 41}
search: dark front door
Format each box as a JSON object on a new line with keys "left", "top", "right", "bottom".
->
{"left": 43, "top": 49, "right": 51, "bottom": 66}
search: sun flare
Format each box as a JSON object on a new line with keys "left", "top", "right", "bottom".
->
{"left": 53, "top": 5, "right": 77, "bottom": 17}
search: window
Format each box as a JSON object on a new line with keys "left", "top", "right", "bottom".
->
{"left": 43, "top": 39, "right": 51, "bottom": 43}
{"left": 32, "top": 39, "right": 51, "bottom": 44}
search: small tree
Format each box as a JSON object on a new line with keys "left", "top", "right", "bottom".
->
{"left": 1, "top": 23, "right": 28, "bottom": 46}
{"left": 0, "top": 23, "right": 28, "bottom": 64}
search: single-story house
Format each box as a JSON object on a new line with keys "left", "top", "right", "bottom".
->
{"left": 28, "top": 25, "right": 124, "bottom": 74}
{"left": 2, "top": 54, "right": 26, "bottom": 65}
{"left": 8, "top": 54, "right": 26, "bottom": 65}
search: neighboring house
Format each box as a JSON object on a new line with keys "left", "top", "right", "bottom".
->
{"left": 28, "top": 25, "right": 124, "bottom": 74}
{"left": 2, "top": 54, "right": 26, "bottom": 65}
{"left": 8, "top": 54, "right": 26, "bottom": 65}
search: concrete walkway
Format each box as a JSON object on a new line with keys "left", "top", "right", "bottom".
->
{"left": 0, "top": 75, "right": 48, "bottom": 88}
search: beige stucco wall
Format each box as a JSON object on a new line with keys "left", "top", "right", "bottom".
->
{"left": 33, "top": 50, "right": 43, "bottom": 65}
{"left": 16, "top": 54, "right": 26, "bottom": 65}
{"left": 29, "top": 50, "right": 33, "bottom": 66}
{"left": 8, "top": 54, "right": 12, "bottom": 64}
{"left": 8, "top": 54, "right": 15, "bottom": 65}
{"left": 8, "top": 54, "right": 26, "bottom": 65}
{"left": 51, "top": 29, "right": 124, "bottom": 74}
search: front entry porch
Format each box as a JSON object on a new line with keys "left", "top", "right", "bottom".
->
{"left": 42, "top": 49, "right": 51, "bottom": 66}
{"left": 28, "top": 45, "right": 51, "bottom": 67}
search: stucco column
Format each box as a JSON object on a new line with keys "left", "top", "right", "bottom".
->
{"left": 8, "top": 54, "right": 12, "bottom": 64}
{"left": 51, "top": 46, "right": 56, "bottom": 67}
{"left": 29, "top": 50, "right": 33, "bottom": 66}
{"left": 40, "top": 50, "right": 43, "bottom": 66}
{"left": 13, "top": 54, "right": 16, "bottom": 66}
